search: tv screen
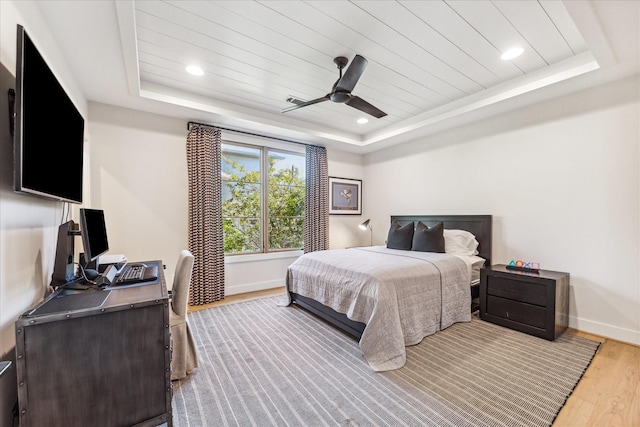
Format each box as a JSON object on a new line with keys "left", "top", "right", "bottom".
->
{"left": 14, "top": 24, "right": 85, "bottom": 204}
{"left": 79, "top": 208, "right": 109, "bottom": 264}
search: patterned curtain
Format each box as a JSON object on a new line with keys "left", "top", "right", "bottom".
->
{"left": 186, "top": 124, "right": 225, "bottom": 304}
{"left": 304, "top": 145, "right": 329, "bottom": 253}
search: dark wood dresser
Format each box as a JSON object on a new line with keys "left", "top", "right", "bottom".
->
{"left": 480, "top": 264, "right": 569, "bottom": 340}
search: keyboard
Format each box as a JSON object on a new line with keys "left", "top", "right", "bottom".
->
{"left": 114, "top": 264, "right": 158, "bottom": 285}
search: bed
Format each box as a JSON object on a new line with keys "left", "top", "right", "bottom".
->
{"left": 285, "top": 215, "right": 492, "bottom": 371}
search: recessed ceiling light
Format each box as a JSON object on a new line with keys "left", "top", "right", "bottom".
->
{"left": 501, "top": 47, "right": 524, "bottom": 61}
{"left": 357, "top": 117, "right": 369, "bottom": 124}
{"left": 186, "top": 65, "right": 204, "bottom": 76}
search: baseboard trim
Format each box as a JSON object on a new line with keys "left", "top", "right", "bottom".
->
{"left": 569, "top": 315, "right": 640, "bottom": 346}
{"left": 226, "top": 280, "right": 283, "bottom": 296}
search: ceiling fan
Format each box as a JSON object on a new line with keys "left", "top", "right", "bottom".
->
{"left": 282, "top": 55, "right": 387, "bottom": 119}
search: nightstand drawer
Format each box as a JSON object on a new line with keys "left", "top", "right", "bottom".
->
{"left": 486, "top": 275, "right": 547, "bottom": 306}
{"left": 486, "top": 295, "right": 546, "bottom": 329}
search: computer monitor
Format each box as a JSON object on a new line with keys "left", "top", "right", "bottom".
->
{"left": 79, "top": 208, "right": 109, "bottom": 266}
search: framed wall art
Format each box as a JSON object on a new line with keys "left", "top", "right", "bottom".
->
{"left": 329, "top": 177, "right": 362, "bottom": 215}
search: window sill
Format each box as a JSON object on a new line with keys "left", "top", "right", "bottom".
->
{"left": 224, "top": 250, "right": 303, "bottom": 264}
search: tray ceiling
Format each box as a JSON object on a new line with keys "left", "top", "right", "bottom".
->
{"left": 33, "top": 1, "right": 638, "bottom": 152}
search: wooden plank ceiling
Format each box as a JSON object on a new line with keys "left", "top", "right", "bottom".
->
{"left": 133, "top": 0, "right": 588, "bottom": 138}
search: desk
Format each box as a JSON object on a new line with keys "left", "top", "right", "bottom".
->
{"left": 15, "top": 260, "right": 172, "bottom": 427}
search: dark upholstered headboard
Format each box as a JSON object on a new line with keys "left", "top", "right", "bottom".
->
{"left": 390, "top": 215, "right": 492, "bottom": 266}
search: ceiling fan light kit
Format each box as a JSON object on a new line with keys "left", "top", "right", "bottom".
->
{"left": 282, "top": 54, "right": 387, "bottom": 119}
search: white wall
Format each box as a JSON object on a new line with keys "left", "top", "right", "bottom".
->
{"left": 87, "top": 103, "right": 188, "bottom": 283}
{"left": 0, "top": 1, "right": 88, "bottom": 356}
{"left": 0, "top": 3, "right": 90, "bottom": 422}
{"left": 87, "top": 103, "right": 366, "bottom": 295}
{"left": 57, "top": 77, "right": 640, "bottom": 346}
{"left": 364, "top": 76, "right": 640, "bottom": 345}
{"left": 327, "top": 149, "right": 366, "bottom": 249}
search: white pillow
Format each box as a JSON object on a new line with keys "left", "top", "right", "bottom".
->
{"left": 444, "top": 229, "right": 479, "bottom": 256}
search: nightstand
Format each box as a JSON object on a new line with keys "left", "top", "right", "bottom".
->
{"left": 480, "top": 264, "right": 569, "bottom": 340}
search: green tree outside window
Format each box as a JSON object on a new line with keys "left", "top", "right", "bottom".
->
{"left": 222, "top": 143, "right": 304, "bottom": 254}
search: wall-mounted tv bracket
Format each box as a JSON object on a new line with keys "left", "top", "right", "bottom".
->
{"left": 8, "top": 88, "right": 15, "bottom": 136}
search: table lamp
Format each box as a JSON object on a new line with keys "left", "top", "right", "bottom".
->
{"left": 359, "top": 219, "right": 373, "bottom": 246}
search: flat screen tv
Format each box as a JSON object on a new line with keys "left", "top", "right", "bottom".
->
{"left": 13, "top": 24, "right": 85, "bottom": 204}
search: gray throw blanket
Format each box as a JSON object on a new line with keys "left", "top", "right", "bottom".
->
{"left": 286, "top": 247, "right": 471, "bottom": 371}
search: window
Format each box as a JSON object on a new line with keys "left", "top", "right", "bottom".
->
{"left": 222, "top": 141, "right": 305, "bottom": 254}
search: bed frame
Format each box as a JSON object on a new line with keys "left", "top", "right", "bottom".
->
{"left": 290, "top": 214, "right": 492, "bottom": 340}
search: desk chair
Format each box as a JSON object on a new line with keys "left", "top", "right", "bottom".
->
{"left": 170, "top": 250, "right": 198, "bottom": 380}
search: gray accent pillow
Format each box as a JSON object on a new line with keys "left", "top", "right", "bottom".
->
{"left": 412, "top": 221, "right": 445, "bottom": 253}
{"left": 386, "top": 221, "right": 414, "bottom": 250}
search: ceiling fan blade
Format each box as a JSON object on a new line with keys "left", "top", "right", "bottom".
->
{"left": 345, "top": 96, "right": 387, "bottom": 118}
{"left": 281, "top": 95, "right": 330, "bottom": 113}
{"left": 335, "top": 55, "right": 368, "bottom": 93}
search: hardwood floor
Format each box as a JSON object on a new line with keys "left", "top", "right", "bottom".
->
{"left": 554, "top": 330, "right": 640, "bottom": 426}
{"left": 190, "top": 288, "right": 640, "bottom": 427}
{"left": 188, "top": 287, "right": 287, "bottom": 312}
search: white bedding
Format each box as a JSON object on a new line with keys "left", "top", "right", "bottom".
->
{"left": 461, "top": 254, "right": 486, "bottom": 285}
{"left": 286, "top": 246, "right": 474, "bottom": 371}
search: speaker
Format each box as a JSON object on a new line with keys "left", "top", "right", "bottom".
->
{"left": 50, "top": 221, "right": 78, "bottom": 287}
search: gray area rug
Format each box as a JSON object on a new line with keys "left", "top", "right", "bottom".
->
{"left": 172, "top": 295, "right": 599, "bottom": 427}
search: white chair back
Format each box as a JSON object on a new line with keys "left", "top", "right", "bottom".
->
{"left": 171, "top": 250, "right": 194, "bottom": 317}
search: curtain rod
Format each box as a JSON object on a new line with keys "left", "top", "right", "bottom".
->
{"left": 187, "top": 121, "right": 312, "bottom": 148}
